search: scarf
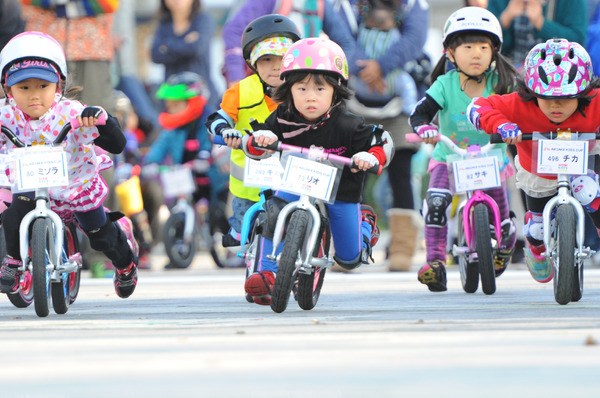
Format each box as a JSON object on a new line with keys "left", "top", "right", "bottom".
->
{"left": 158, "top": 96, "right": 207, "bottom": 130}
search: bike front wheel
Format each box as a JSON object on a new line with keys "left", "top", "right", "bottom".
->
{"left": 271, "top": 210, "right": 309, "bottom": 313}
{"left": 297, "top": 214, "right": 330, "bottom": 310}
{"left": 553, "top": 204, "right": 576, "bottom": 305}
{"left": 32, "top": 219, "right": 52, "bottom": 317}
{"left": 474, "top": 203, "right": 496, "bottom": 295}
{"left": 163, "top": 212, "right": 196, "bottom": 269}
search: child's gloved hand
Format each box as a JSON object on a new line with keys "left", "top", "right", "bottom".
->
{"left": 497, "top": 122, "right": 522, "bottom": 144}
{"left": 78, "top": 106, "right": 107, "bottom": 128}
{"left": 252, "top": 130, "right": 278, "bottom": 148}
{"left": 221, "top": 128, "right": 242, "bottom": 148}
{"left": 415, "top": 124, "right": 439, "bottom": 145}
{"left": 352, "top": 151, "right": 379, "bottom": 172}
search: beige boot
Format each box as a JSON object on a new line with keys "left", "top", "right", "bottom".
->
{"left": 386, "top": 208, "right": 422, "bottom": 272}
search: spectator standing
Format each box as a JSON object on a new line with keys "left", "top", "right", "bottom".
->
{"left": 0, "top": 0, "right": 24, "bottom": 50}
{"left": 151, "top": 0, "right": 219, "bottom": 107}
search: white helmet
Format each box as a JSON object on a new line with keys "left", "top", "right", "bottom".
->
{"left": 442, "top": 7, "right": 503, "bottom": 50}
{"left": 0, "top": 31, "right": 67, "bottom": 85}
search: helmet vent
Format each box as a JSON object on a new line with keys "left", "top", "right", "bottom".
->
{"left": 538, "top": 66, "right": 549, "bottom": 85}
{"left": 540, "top": 49, "right": 546, "bottom": 60}
{"left": 568, "top": 48, "right": 575, "bottom": 58}
{"left": 553, "top": 53, "right": 561, "bottom": 66}
{"left": 482, "top": 17, "right": 490, "bottom": 22}
{"left": 568, "top": 64, "right": 578, "bottom": 83}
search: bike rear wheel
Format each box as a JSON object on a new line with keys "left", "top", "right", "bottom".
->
{"left": 271, "top": 210, "right": 309, "bottom": 313}
{"left": 553, "top": 204, "right": 576, "bottom": 305}
{"left": 163, "top": 212, "right": 196, "bottom": 269}
{"left": 457, "top": 206, "right": 479, "bottom": 293}
{"left": 474, "top": 203, "right": 496, "bottom": 295}
{"left": 66, "top": 224, "right": 81, "bottom": 304}
{"left": 297, "top": 214, "right": 330, "bottom": 310}
{"left": 32, "top": 219, "right": 52, "bottom": 317}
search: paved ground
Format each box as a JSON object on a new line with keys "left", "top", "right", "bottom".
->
{"left": 1, "top": 243, "right": 599, "bottom": 398}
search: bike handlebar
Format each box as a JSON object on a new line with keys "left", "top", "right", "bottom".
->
{"left": 251, "top": 136, "right": 382, "bottom": 175}
{"left": 406, "top": 133, "right": 499, "bottom": 156}
{"left": 489, "top": 132, "right": 600, "bottom": 144}
{"left": 1, "top": 112, "right": 107, "bottom": 148}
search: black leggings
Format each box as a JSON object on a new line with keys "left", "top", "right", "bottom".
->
{"left": 388, "top": 148, "right": 416, "bottom": 210}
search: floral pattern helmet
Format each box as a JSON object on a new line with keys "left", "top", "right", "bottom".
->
{"left": 524, "top": 39, "right": 593, "bottom": 98}
{"left": 281, "top": 38, "right": 349, "bottom": 81}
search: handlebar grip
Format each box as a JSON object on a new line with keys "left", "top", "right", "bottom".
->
{"left": 489, "top": 134, "right": 504, "bottom": 144}
{"left": 69, "top": 111, "right": 107, "bottom": 129}
{"left": 251, "top": 136, "right": 280, "bottom": 151}
{"left": 405, "top": 133, "right": 440, "bottom": 143}
{"left": 212, "top": 134, "right": 226, "bottom": 146}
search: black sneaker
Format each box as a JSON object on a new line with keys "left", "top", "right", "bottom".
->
{"left": 222, "top": 234, "right": 241, "bottom": 248}
{"left": 0, "top": 257, "right": 22, "bottom": 293}
{"left": 113, "top": 262, "right": 138, "bottom": 298}
{"left": 417, "top": 260, "right": 447, "bottom": 292}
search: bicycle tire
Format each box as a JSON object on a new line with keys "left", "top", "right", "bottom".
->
{"left": 553, "top": 204, "right": 576, "bottom": 305}
{"left": 474, "top": 203, "right": 496, "bottom": 295}
{"left": 163, "top": 212, "right": 196, "bottom": 269}
{"left": 66, "top": 223, "right": 81, "bottom": 304}
{"left": 297, "top": 214, "right": 330, "bottom": 310}
{"left": 271, "top": 210, "right": 309, "bottom": 313}
{"left": 209, "top": 204, "right": 244, "bottom": 268}
{"left": 457, "top": 206, "right": 479, "bottom": 293}
{"left": 571, "top": 259, "right": 583, "bottom": 302}
{"left": 1, "top": 226, "right": 34, "bottom": 308}
{"left": 32, "top": 219, "right": 52, "bottom": 317}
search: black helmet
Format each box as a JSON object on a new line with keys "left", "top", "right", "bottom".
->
{"left": 241, "top": 14, "right": 301, "bottom": 69}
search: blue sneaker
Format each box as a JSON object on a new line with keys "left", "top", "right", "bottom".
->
{"left": 524, "top": 242, "right": 553, "bottom": 283}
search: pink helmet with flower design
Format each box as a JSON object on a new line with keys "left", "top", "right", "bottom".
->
{"left": 280, "top": 38, "right": 349, "bottom": 81}
{"left": 524, "top": 38, "right": 593, "bottom": 98}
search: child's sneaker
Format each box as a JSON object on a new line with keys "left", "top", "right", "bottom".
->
{"left": 113, "top": 262, "right": 138, "bottom": 298}
{"left": 493, "top": 216, "right": 517, "bottom": 277}
{"left": 524, "top": 242, "right": 553, "bottom": 283}
{"left": 244, "top": 271, "right": 275, "bottom": 305}
{"left": 117, "top": 216, "right": 139, "bottom": 258}
{"left": 417, "top": 260, "right": 447, "bottom": 292}
{"left": 361, "top": 204, "right": 380, "bottom": 247}
{"left": 0, "top": 256, "right": 22, "bottom": 293}
{"left": 113, "top": 217, "right": 139, "bottom": 298}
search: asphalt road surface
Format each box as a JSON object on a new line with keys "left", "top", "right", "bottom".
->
{"left": 1, "top": 251, "right": 599, "bottom": 398}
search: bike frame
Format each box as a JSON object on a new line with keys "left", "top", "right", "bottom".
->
{"left": 406, "top": 133, "right": 504, "bottom": 258}
{"left": 18, "top": 187, "right": 80, "bottom": 281}
{"left": 267, "top": 194, "right": 332, "bottom": 272}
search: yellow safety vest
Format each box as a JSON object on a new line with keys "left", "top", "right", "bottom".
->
{"left": 230, "top": 74, "right": 272, "bottom": 201}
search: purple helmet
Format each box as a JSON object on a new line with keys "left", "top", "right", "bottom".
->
{"left": 524, "top": 39, "right": 593, "bottom": 98}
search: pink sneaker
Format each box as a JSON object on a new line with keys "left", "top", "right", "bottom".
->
{"left": 525, "top": 242, "right": 553, "bottom": 283}
{"left": 117, "top": 216, "right": 139, "bottom": 258}
{"left": 244, "top": 271, "right": 275, "bottom": 305}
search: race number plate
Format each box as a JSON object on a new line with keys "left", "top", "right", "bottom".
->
{"left": 243, "top": 153, "right": 284, "bottom": 188}
{"left": 452, "top": 155, "right": 501, "bottom": 193}
{"left": 278, "top": 156, "right": 337, "bottom": 201}
{"left": 14, "top": 146, "right": 68, "bottom": 190}
{"left": 536, "top": 139, "right": 588, "bottom": 175}
{"left": 161, "top": 167, "right": 195, "bottom": 198}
